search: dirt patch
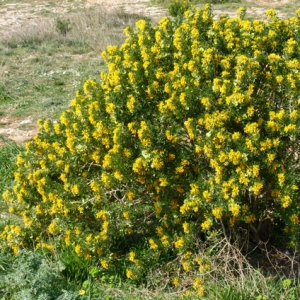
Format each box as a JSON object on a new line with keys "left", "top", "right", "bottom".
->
{"left": 0, "top": 116, "right": 38, "bottom": 146}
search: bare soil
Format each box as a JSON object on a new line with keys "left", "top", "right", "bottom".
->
{"left": 0, "top": 117, "right": 37, "bottom": 146}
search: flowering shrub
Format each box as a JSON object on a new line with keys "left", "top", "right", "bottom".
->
{"left": 2, "top": 4, "right": 300, "bottom": 296}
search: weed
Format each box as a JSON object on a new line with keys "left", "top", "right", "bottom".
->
{"left": 56, "top": 18, "right": 71, "bottom": 36}
{"left": 0, "top": 249, "right": 79, "bottom": 300}
{"left": 0, "top": 86, "right": 13, "bottom": 103}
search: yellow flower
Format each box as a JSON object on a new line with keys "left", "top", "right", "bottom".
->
{"left": 278, "top": 173, "right": 285, "bottom": 185}
{"left": 114, "top": 170, "right": 123, "bottom": 180}
{"left": 123, "top": 211, "right": 130, "bottom": 219}
{"left": 276, "top": 109, "right": 285, "bottom": 120}
{"left": 290, "top": 214, "right": 299, "bottom": 225}
{"left": 232, "top": 132, "right": 241, "bottom": 141}
{"left": 75, "top": 244, "right": 81, "bottom": 256}
{"left": 12, "top": 245, "right": 19, "bottom": 255}
{"left": 132, "top": 157, "right": 147, "bottom": 175}
{"left": 267, "top": 120, "right": 278, "bottom": 132}
{"left": 90, "top": 181, "right": 100, "bottom": 193}
{"left": 79, "top": 289, "right": 86, "bottom": 295}
{"left": 271, "top": 189, "right": 281, "bottom": 198}
{"left": 136, "top": 19, "right": 147, "bottom": 32}
{"left": 126, "top": 191, "right": 135, "bottom": 201}
{"left": 244, "top": 122, "right": 259, "bottom": 135}
{"left": 71, "top": 184, "right": 79, "bottom": 195}
{"left": 172, "top": 277, "right": 179, "bottom": 287}
{"left": 102, "top": 221, "right": 109, "bottom": 231}
{"left": 182, "top": 260, "right": 190, "bottom": 271}
{"left": 180, "top": 92, "right": 187, "bottom": 107}
{"left": 190, "top": 183, "right": 199, "bottom": 194}
{"left": 212, "top": 206, "right": 223, "bottom": 219}
{"left": 252, "top": 165, "right": 260, "bottom": 177}
{"left": 83, "top": 79, "right": 97, "bottom": 95}
{"left": 129, "top": 251, "right": 136, "bottom": 262}
{"left": 201, "top": 218, "right": 212, "bottom": 230}
{"left": 247, "top": 105, "right": 255, "bottom": 117}
{"left": 75, "top": 226, "right": 81, "bottom": 235}
{"left": 203, "top": 190, "right": 212, "bottom": 201}
{"left": 149, "top": 238, "right": 158, "bottom": 250}
{"left": 141, "top": 138, "right": 151, "bottom": 147}
{"left": 101, "top": 173, "right": 111, "bottom": 187}
{"left": 252, "top": 182, "right": 263, "bottom": 196}
{"left": 276, "top": 75, "right": 284, "bottom": 83}
{"left": 175, "top": 166, "right": 184, "bottom": 174}
{"left": 106, "top": 102, "right": 116, "bottom": 114}
{"left": 101, "top": 259, "right": 109, "bottom": 269}
{"left": 160, "top": 235, "right": 169, "bottom": 247}
{"left": 265, "top": 9, "right": 276, "bottom": 17}
{"left": 197, "top": 286, "right": 205, "bottom": 297}
{"left": 245, "top": 214, "right": 257, "bottom": 223}
{"left": 64, "top": 231, "right": 71, "bottom": 246}
{"left": 123, "top": 148, "right": 131, "bottom": 157}
{"left": 159, "top": 178, "right": 168, "bottom": 187}
{"left": 85, "top": 253, "right": 92, "bottom": 260}
{"left": 184, "top": 118, "right": 195, "bottom": 139}
{"left": 182, "top": 222, "right": 189, "bottom": 234}
{"left": 102, "top": 154, "right": 111, "bottom": 168}
{"left": 267, "top": 153, "right": 275, "bottom": 164}
{"left": 193, "top": 277, "right": 203, "bottom": 289}
{"left": 268, "top": 53, "right": 281, "bottom": 64}
{"left": 126, "top": 95, "right": 136, "bottom": 112}
{"left": 126, "top": 269, "right": 133, "bottom": 278}
{"left": 281, "top": 195, "right": 291, "bottom": 208}
{"left": 284, "top": 124, "right": 296, "bottom": 133}
{"left": 16, "top": 154, "right": 25, "bottom": 166}
{"left": 48, "top": 221, "right": 56, "bottom": 234}
{"left": 156, "top": 227, "right": 164, "bottom": 236}
{"left": 165, "top": 130, "right": 178, "bottom": 142}
{"left": 228, "top": 202, "right": 241, "bottom": 217}
{"left": 290, "top": 110, "right": 297, "bottom": 119}
{"left": 151, "top": 156, "right": 164, "bottom": 169}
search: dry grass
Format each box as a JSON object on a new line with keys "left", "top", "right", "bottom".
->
{"left": 2, "top": 6, "right": 147, "bottom": 51}
{"left": 64, "top": 8, "right": 151, "bottom": 50}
